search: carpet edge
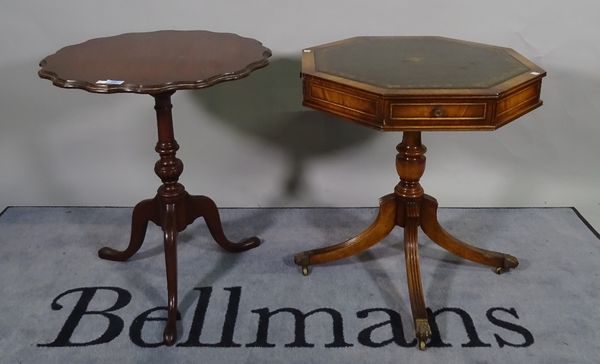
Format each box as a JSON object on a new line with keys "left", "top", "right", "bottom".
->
{"left": 571, "top": 207, "right": 600, "bottom": 240}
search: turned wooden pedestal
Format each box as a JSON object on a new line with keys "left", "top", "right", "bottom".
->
{"left": 98, "top": 92, "right": 260, "bottom": 345}
{"left": 294, "top": 131, "right": 518, "bottom": 349}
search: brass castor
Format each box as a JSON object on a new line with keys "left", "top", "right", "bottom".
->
{"left": 495, "top": 266, "right": 506, "bottom": 275}
{"left": 415, "top": 318, "right": 431, "bottom": 351}
{"left": 302, "top": 265, "right": 310, "bottom": 276}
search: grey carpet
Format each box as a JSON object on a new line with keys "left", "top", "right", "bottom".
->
{"left": 0, "top": 206, "right": 599, "bottom": 363}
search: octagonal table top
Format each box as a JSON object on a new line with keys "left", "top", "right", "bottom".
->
{"left": 301, "top": 36, "right": 546, "bottom": 131}
{"left": 312, "top": 37, "right": 536, "bottom": 91}
{"left": 39, "top": 30, "right": 271, "bottom": 94}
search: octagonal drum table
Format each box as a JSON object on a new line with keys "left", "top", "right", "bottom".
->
{"left": 294, "top": 36, "right": 546, "bottom": 350}
{"left": 38, "top": 30, "right": 271, "bottom": 345}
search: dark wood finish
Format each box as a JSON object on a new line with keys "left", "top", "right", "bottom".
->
{"left": 98, "top": 93, "right": 260, "bottom": 345}
{"left": 39, "top": 30, "right": 271, "bottom": 94}
{"left": 39, "top": 31, "right": 270, "bottom": 346}
{"left": 302, "top": 36, "right": 545, "bottom": 131}
{"left": 295, "top": 36, "right": 542, "bottom": 350}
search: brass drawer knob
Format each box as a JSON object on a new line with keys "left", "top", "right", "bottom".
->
{"left": 432, "top": 107, "right": 444, "bottom": 117}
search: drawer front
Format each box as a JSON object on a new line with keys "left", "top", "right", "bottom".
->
{"left": 389, "top": 102, "right": 487, "bottom": 121}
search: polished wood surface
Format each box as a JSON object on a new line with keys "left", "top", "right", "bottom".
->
{"left": 294, "top": 132, "right": 519, "bottom": 349}
{"left": 296, "top": 36, "right": 542, "bottom": 350}
{"left": 312, "top": 37, "right": 530, "bottom": 89}
{"left": 302, "top": 36, "right": 545, "bottom": 131}
{"left": 39, "top": 30, "right": 271, "bottom": 94}
{"left": 98, "top": 93, "right": 260, "bottom": 345}
{"left": 39, "top": 31, "right": 270, "bottom": 345}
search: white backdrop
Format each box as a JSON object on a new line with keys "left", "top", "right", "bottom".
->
{"left": 1, "top": 1, "right": 599, "bottom": 229}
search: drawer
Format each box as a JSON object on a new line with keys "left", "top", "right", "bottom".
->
{"left": 389, "top": 102, "right": 487, "bottom": 121}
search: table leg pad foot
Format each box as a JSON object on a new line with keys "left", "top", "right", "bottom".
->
{"left": 163, "top": 323, "right": 176, "bottom": 346}
{"left": 97, "top": 247, "right": 130, "bottom": 261}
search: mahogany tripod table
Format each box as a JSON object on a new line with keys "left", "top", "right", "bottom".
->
{"left": 38, "top": 30, "right": 271, "bottom": 345}
{"left": 293, "top": 36, "right": 546, "bottom": 350}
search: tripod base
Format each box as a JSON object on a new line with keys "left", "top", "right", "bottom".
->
{"left": 99, "top": 191, "right": 260, "bottom": 346}
{"left": 98, "top": 92, "right": 260, "bottom": 346}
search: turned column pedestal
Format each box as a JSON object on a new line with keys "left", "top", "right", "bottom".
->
{"left": 98, "top": 92, "right": 260, "bottom": 345}
{"left": 294, "top": 132, "right": 519, "bottom": 350}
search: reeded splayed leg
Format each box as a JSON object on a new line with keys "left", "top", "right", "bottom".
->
{"left": 402, "top": 201, "right": 431, "bottom": 350}
{"left": 420, "top": 194, "right": 518, "bottom": 273}
{"left": 293, "top": 193, "right": 397, "bottom": 275}
{"left": 395, "top": 132, "right": 431, "bottom": 350}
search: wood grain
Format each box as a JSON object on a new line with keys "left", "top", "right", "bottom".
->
{"left": 39, "top": 30, "right": 271, "bottom": 94}
{"left": 302, "top": 36, "right": 545, "bottom": 131}
{"left": 294, "top": 132, "right": 521, "bottom": 349}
